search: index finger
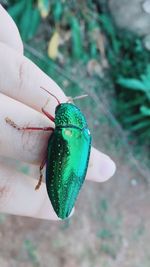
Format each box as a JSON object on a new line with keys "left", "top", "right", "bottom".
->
{"left": 0, "top": 43, "right": 67, "bottom": 116}
{"left": 0, "top": 4, "right": 23, "bottom": 53}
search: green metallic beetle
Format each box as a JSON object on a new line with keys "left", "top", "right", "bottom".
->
{"left": 46, "top": 102, "right": 91, "bottom": 219}
{"left": 5, "top": 87, "right": 91, "bottom": 219}
{"left": 36, "top": 88, "right": 92, "bottom": 219}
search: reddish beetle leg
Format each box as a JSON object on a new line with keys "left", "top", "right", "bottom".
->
{"left": 42, "top": 107, "right": 55, "bottom": 122}
{"left": 5, "top": 117, "right": 54, "bottom": 131}
{"left": 35, "top": 157, "right": 47, "bottom": 190}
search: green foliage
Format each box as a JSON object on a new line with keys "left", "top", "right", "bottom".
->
{"left": 141, "top": 106, "right": 150, "bottom": 116}
{"left": 70, "top": 16, "right": 83, "bottom": 59}
{"left": 53, "top": 1, "right": 63, "bottom": 22}
{"left": 100, "top": 13, "right": 150, "bottom": 146}
{"left": 8, "top": 0, "right": 41, "bottom": 41}
{"left": 118, "top": 65, "right": 150, "bottom": 100}
{"left": 116, "top": 66, "right": 150, "bottom": 133}
{"left": 28, "top": 8, "right": 41, "bottom": 39}
{"left": 7, "top": 0, "right": 84, "bottom": 58}
{"left": 100, "top": 14, "right": 120, "bottom": 54}
{"left": 8, "top": 0, "right": 26, "bottom": 22}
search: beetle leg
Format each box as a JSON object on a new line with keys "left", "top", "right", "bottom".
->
{"left": 41, "top": 108, "right": 55, "bottom": 122}
{"left": 35, "top": 157, "right": 47, "bottom": 190}
{"left": 41, "top": 96, "right": 55, "bottom": 122}
{"left": 5, "top": 117, "right": 54, "bottom": 131}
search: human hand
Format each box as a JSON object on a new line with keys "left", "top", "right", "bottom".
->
{"left": 0, "top": 5, "right": 116, "bottom": 220}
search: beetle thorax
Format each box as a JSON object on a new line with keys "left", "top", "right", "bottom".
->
{"left": 55, "top": 103, "right": 87, "bottom": 129}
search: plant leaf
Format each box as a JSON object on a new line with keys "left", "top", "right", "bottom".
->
{"left": 19, "top": 0, "right": 33, "bottom": 41}
{"left": 37, "top": 0, "right": 50, "bottom": 18}
{"left": 53, "top": 2, "right": 63, "bottom": 22}
{"left": 117, "top": 77, "right": 146, "bottom": 91}
{"left": 129, "top": 120, "right": 150, "bottom": 132}
{"left": 28, "top": 8, "right": 41, "bottom": 39}
{"left": 47, "top": 31, "right": 60, "bottom": 60}
{"left": 8, "top": 0, "right": 26, "bottom": 22}
{"left": 140, "top": 106, "right": 150, "bottom": 116}
{"left": 70, "top": 17, "right": 83, "bottom": 59}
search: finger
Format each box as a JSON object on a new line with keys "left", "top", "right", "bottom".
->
{"left": 0, "top": 43, "right": 67, "bottom": 118}
{"left": 86, "top": 147, "right": 116, "bottom": 182}
{"left": 0, "top": 5, "right": 23, "bottom": 54}
{"left": 0, "top": 162, "right": 74, "bottom": 220}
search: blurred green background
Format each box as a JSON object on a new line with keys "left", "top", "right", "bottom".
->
{"left": 0, "top": 1, "right": 150, "bottom": 267}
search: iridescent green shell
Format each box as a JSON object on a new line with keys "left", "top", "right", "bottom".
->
{"left": 46, "top": 103, "right": 91, "bottom": 219}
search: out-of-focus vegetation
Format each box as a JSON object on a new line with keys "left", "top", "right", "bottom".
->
{"left": 2, "top": 0, "right": 150, "bottom": 158}
{"left": 101, "top": 14, "right": 150, "bottom": 146}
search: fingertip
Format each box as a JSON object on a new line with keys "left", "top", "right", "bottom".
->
{"left": 99, "top": 155, "right": 116, "bottom": 182}
{"left": 87, "top": 147, "right": 116, "bottom": 182}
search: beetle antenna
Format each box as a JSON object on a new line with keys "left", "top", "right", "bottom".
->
{"left": 67, "top": 94, "right": 88, "bottom": 102}
{"left": 72, "top": 94, "right": 88, "bottom": 100}
{"left": 40, "top": 86, "right": 60, "bottom": 105}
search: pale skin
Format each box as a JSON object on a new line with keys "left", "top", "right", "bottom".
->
{"left": 0, "top": 5, "right": 116, "bottom": 220}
